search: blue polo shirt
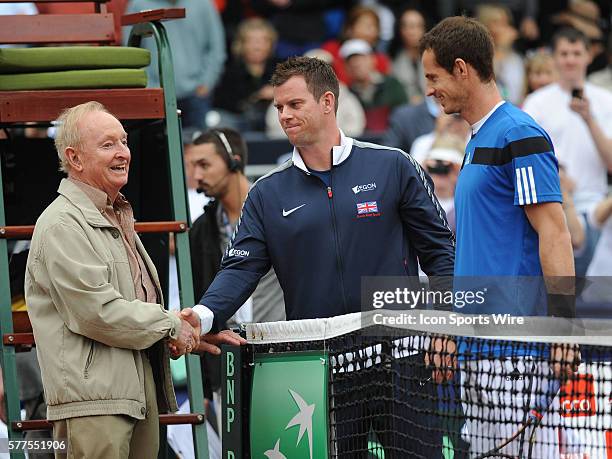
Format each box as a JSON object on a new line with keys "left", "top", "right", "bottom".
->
{"left": 454, "top": 102, "right": 562, "bottom": 356}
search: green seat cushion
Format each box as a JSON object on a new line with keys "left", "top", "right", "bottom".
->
{"left": 0, "top": 47, "right": 150, "bottom": 74}
{"left": 0, "top": 68, "right": 147, "bottom": 90}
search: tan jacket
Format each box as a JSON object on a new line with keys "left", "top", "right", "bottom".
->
{"left": 25, "top": 179, "right": 182, "bottom": 421}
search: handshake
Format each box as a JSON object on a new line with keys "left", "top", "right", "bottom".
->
{"left": 167, "top": 308, "right": 246, "bottom": 358}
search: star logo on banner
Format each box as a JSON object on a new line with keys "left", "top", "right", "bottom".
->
{"left": 264, "top": 439, "right": 287, "bottom": 459}
{"left": 285, "top": 389, "right": 316, "bottom": 459}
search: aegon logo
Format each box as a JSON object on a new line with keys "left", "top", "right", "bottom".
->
{"left": 561, "top": 398, "right": 593, "bottom": 415}
{"left": 228, "top": 248, "right": 250, "bottom": 257}
{"left": 560, "top": 373, "right": 596, "bottom": 417}
{"left": 352, "top": 183, "right": 376, "bottom": 194}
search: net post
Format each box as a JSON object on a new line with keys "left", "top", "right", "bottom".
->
{"left": 222, "top": 344, "right": 246, "bottom": 458}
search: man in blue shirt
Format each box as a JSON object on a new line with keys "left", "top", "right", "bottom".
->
{"left": 421, "top": 16, "right": 578, "bottom": 457}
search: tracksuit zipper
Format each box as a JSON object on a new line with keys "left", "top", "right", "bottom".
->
{"left": 327, "top": 160, "right": 349, "bottom": 314}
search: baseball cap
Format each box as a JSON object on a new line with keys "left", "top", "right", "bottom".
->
{"left": 339, "top": 39, "right": 372, "bottom": 59}
{"left": 426, "top": 147, "right": 464, "bottom": 165}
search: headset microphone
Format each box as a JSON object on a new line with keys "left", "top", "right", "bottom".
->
{"left": 212, "top": 129, "right": 242, "bottom": 172}
{"left": 197, "top": 170, "right": 231, "bottom": 196}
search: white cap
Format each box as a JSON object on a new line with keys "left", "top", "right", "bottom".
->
{"left": 426, "top": 147, "right": 464, "bottom": 165}
{"left": 339, "top": 39, "right": 372, "bottom": 59}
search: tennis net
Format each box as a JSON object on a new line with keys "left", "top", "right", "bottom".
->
{"left": 242, "top": 310, "right": 612, "bottom": 459}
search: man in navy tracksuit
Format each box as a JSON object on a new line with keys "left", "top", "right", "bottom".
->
{"left": 186, "top": 56, "right": 455, "bottom": 457}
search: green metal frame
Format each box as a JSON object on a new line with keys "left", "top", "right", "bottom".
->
{"left": 0, "top": 17, "right": 208, "bottom": 459}
{"left": 128, "top": 21, "right": 209, "bottom": 459}
{"left": 0, "top": 175, "right": 25, "bottom": 459}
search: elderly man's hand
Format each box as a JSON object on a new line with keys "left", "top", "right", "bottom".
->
{"left": 168, "top": 314, "right": 201, "bottom": 358}
{"left": 178, "top": 308, "right": 247, "bottom": 355}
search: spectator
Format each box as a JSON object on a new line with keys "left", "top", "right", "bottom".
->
{"left": 251, "top": 0, "right": 348, "bottom": 59}
{"left": 581, "top": 194, "right": 612, "bottom": 304}
{"left": 321, "top": 5, "right": 391, "bottom": 85}
{"left": 476, "top": 4, "right": 526, "bottom": 105}
{"left": 359, "top": 0, "right": 396, "bottom": 52}
{"left": 582, "top": 195, "right": 612, "bottom": 308}
{"left": 421, "top": 134, "right": 465, "bottom": 231}
{"left": 382, "top": 95, "right": 438, "bottom": 153}
{"left": 389, "top": 7, "right": 427, "bottom": 104}
{"left": 551, "top": 0, "right": 607, "bottom": 74}
{"left": 437, "top": 0, "right": 540, "bottom": 48}
{"left": 341, "top": 38, "right": 406, "bottom": 132}
{"left": 523, "top": 27, "right": 612, "bottom": 275}
{"left": 266, "top": 49, "right": 366, "bottom": 138}
{"left": 559, "top": 165, "right": 586, "bottom": 251}
{"left": 212, "top": 18, "right": 280, "bottom": 132}
{"left": 586, "top": 195, "right": 612, "bottom": 276}
{"left": 126, "top": 0, "right": 226, "bottom": 130}
{"left": 182, "top": 128, "right": 210, "bottom": 222}
{"left": 523, "top": 49, "right": 557, "bottom": 98}
{"left": 216, "top": 0, "right": 255, "bottom": 52}
{"left": 410, "top": 111, "right": 470, "bottom": 164}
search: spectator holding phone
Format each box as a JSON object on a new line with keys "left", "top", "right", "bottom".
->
{"left": 523, "top": 27, "right": 612, "bottom": 275}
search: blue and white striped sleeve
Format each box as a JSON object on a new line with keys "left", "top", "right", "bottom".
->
{"left": 506, "top": 126, "right": 562, "bottom": 206}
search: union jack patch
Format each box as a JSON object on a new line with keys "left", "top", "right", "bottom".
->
{"left": 356, "top": 201, "right": 378, "bottom": 215}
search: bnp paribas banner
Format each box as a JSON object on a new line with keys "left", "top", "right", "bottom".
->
{"left": 250, "top": 351, "right": 329, "bottom": 459}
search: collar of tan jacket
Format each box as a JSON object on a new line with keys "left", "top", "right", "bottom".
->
{"left": 58, "top": 178, "right": 116, "bottom": 228}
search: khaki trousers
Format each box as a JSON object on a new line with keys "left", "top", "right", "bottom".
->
{"left": 53, "top": 352, "right": 159, "bottom": 459}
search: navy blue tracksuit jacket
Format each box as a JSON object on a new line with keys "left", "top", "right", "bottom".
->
{"left": 200, "top": 135, "right": 455, "bottom": 328}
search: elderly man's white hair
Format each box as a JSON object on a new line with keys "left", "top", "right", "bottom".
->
{"left": 54, "top": 101, "right": 111, "bottom": 173}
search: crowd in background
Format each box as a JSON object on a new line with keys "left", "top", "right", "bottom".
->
{"left": 3, "top": 0, "right": 612, "bottom": 283}
{"left": 138, "top": 0, "right": 610, "bottom": 283}
{"left": 149, "top": 0, "right": 612, "bottom": 135}
{"left": 1, "top": 2, "right": 611, "bottom": 458}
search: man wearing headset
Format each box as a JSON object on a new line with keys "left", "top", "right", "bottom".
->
{"left": 187, "top": 128, "right": 285, "bottom": 397}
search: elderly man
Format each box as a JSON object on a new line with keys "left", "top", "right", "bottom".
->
{"left": 24, "top": 101, "right": 241, "bottom": 458}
